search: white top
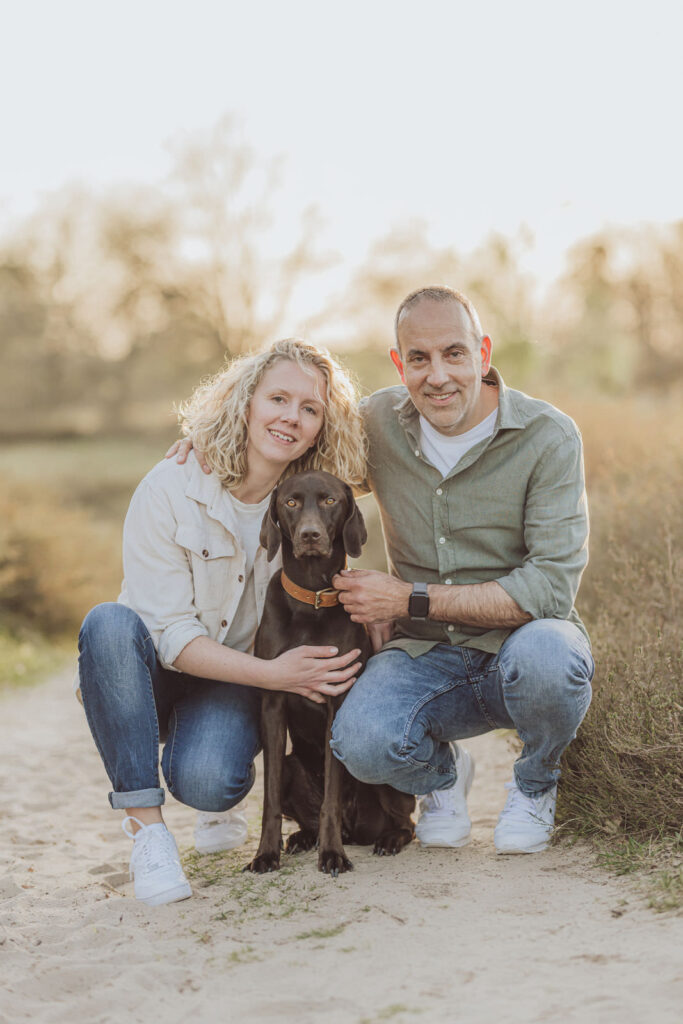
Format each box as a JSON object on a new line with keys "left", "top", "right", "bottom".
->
{"left": 222, "top": 491, "right": 271, "bottom": 654}
{"left": 419, "top": 408, "right": 498, "bottom": 477}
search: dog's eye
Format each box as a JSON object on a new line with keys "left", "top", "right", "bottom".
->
{"left": 285, "top": 499, "right": 297, "bottom": 507}
{"left": 324, "top": 497, "right": 336, "bottom": 505}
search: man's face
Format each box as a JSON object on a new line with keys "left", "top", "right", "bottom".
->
{"left": 394, "top": 299, "right": 492, "bottom": 436}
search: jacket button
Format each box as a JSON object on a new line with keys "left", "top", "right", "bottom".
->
{"left": 238, "top": 574, "right": 244, "bottom": 582}
{"left": 221, "top": 619, "right": 227, "bottom": 628}
{"left": 202, "top": 549, "right": 209, "bottom": 558}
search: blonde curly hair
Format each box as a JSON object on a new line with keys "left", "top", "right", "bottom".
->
{"left": 178, "top": 339, "right": 367, "bottom": 487}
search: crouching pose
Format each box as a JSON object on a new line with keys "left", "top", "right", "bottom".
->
{"left": 78, "top": 339, "right": 366, "bottom": 905}
{"left": 331, "top": 287, "right": 594, "bottom": 855}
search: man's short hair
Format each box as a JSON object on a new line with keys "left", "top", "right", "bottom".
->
{"left": 394, "top": 286, "right": 484, "bottom": 348}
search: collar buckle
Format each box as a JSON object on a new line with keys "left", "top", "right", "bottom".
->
{"left": 314, "top": 587, "right": 337, "bottom": 610}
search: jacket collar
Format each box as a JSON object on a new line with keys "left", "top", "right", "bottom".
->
{"left": 184, "top": 453, "right": 242, "bottom": 535}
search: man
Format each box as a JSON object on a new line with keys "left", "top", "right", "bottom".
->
{"left": 330, "top": 285, "right": 594, "bottom": 854}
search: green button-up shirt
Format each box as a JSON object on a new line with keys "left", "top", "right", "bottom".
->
{"left": 360, "top": 368, "right": 589, "bottom": 656}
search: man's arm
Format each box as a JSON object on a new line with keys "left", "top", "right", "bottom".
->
{"left": 335, "top": 429, "right": 588, "bottom": 630}
{"left": 333, "top": 570, "right": 530, "bottom": 628}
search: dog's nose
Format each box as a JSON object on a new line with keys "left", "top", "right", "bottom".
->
{"left": 300, "top": 527, "right": 322, "bottom": 543}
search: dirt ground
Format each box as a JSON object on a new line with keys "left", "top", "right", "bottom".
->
{"left": 1, "top": 666, "right": 681, "bottom": 1024}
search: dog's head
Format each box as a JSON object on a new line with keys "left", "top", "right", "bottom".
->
{"left": 260, "top": 470, "right": 367, "bottom": 562}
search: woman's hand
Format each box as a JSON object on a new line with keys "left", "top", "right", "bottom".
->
{"left": 263, "top": 646, "right": 362, "bottom": 705}
{"left": 367, "top": 621, "right": 394, "bottom": 654}
{"left": 165, "top": 438, "right": 211, "bottom": 474}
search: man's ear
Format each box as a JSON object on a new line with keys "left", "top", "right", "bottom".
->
{"left": 342, "top": 485, "right": 368, "bottom": 559}
{"left": 389, "top": 348, "right": 405, "bottom": 383}
{"left": 260, "top": 488, "right": 282, "bottom": 562}
{"left": 480, "top": 335, "right": 492, "bottom": 376}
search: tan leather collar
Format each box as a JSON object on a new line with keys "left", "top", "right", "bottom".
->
{"left": 280, "top": 568, "right": 343, "bottom": 609}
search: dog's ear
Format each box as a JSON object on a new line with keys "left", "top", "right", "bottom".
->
{"left": 260, "top": 487, "right": 282, "bottom": 562}
{"left": 342, "top": 484, "right": 367, "bottom": 559}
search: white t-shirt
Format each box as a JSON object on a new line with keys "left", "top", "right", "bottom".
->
{"left": 222, "top": 490, "right": 271, "bottom": 654}
{"left": 419, "top": 408, "right": 498, "bottom": 477}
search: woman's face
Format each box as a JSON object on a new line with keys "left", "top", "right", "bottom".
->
{"left": 246, "top": 360, "right": 327, "bottom": 472}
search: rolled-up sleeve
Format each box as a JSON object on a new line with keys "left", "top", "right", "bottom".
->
{"left": 121, "top": 480, "right": 208, "bottom": 670}
{"left": 496, "top": 434, "right": 589, "bottom": 620}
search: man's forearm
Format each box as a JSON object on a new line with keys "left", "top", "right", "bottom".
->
{"left": 334, "top": 569, "right": 532, "bottom": 629}
{"left": 427, "top": 580, "right": 531, "bottom": 630}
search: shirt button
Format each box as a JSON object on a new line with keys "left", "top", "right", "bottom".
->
{"left": 202, "top": 549, "right": 209, "bottom": 558}
{"left": 436, "top": 488, "right": 443, "bottom": 495}
{"left": 447, "top": 625, "right": 454, "bottom": 632}
{"left": 445, "top": 578, "right": 453, "bottom": 584}
{"left": 238, "top": 574, "right": 244, "bottom": 582}
{"left": 439, "top": 537, "right": 446, "bottom": 544}
{"left": 414, "top": 449, "right": 420, "bottom": 457}
{"left": 221, "top": 619, "right": 227, "bottom": 628}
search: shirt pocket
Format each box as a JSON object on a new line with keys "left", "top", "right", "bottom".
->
{"left": 175, "top": 524, "right": 237, "bottom": 611}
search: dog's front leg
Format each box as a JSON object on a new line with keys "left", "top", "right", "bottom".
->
{"left": 318, "top": 699, "right": 353, "bottom": 877}
{"left": 245, "top": 692, "right": 287, "bottom": 873}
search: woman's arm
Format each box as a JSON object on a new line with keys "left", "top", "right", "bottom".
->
{"left": 123, "top": 473, "right": 359, "bottom": 702}
{"left": 174, "top": 636, "right": 361, "bottom": 705}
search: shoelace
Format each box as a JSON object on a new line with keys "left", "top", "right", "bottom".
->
{"left": 122, "top": 817, "right": 179, "bottom": 878}
{"left": 501, "top": 782, "right": 553, "bottom": 824}
{"left": 421, "top": 788, "right": 458, "bottom": 815}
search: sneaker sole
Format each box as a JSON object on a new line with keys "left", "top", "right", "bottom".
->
{"left": 417, "top": 833, "right": 471, "bottom": 849}
{"left": 194, "top": 836, "right": 247, "bottom": 854}
{"left": 138, "top": 881, "right": 193, "bottom": 907}
{"left": 495, "top": 841, "right": 549, "bottom": 855}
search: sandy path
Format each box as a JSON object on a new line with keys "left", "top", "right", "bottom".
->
{"left": 1, "top": 667, "right": 681, "bottom": 1024}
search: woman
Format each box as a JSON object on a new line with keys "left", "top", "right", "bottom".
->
{"left": 78, "top": 339, "right": 367, "bottom": 906}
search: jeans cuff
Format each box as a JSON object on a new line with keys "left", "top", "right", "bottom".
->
{"left": 109, "top": 787, "right": 165, "bottom": 809}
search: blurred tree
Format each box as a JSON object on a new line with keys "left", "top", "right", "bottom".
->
{"left": 168, "top": 116, "right": 328, "bottom": 357}
{"left": 328, "top": 222, "right": 540, "bottom": 390}
{"left": 548, "top": 222, "right": 683, "bottom": 393}
{"left": 0, "top": 118, "right": 328, "bottom": 437}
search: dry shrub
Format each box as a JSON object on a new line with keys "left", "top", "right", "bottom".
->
{"left": 558, "top": 396, "right": 683, "bottom": 841}
{"left": 0, "top": 477, "right": 122, "bottom": 636}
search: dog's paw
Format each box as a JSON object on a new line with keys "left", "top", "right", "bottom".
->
{"left": 373, "top": 827, "right": 415, "bottom": 856}
{"left": 285, "top": 830, "right": 318, "bottom": 854}
{"left": 243, "top": 851, "right": 281, "bottom": 874}
{"left": 318, "top": 849, "right": 353, "bottom": 878}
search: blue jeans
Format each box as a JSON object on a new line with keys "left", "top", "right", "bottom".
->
{"left": 330, "top": 619, "right": 593, "bottom": 798}
{"left": 78, "top": 603, "right": 261, "bottom": 810}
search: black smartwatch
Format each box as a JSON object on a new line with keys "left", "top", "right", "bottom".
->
{"left": 408, "top": 582, "right": 430, "bottom": 620}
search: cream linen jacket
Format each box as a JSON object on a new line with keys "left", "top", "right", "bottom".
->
{"left": 117, "top": 452, "right": 281, "bottom": 670}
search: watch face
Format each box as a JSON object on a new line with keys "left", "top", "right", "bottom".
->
{"left": 409, "top": 592, "right": 430, "bottom": 618}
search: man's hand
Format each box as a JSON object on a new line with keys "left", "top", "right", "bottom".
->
{"left": 332, "top": 569, "right": 411, "bottom": 625}
{"left": 165, "top": 438, "right": 211, "bottom": 474}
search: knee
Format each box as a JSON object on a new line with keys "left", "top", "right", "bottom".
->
{"left": 500, "top": 620, "right": 594, "bottom": 706}
{"left": 331, "top": 707, "right": 398, "bottom": 786}
{"left": 79, "top": 603, "right": 147, "bottom": 659}
{"left": 166, "top": 758, "right": 255, "bottom": 812}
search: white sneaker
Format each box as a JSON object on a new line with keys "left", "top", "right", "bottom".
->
{"left": 122, "top": 817, "right": 192, "bottom": 906}
{"left": 415, "top": 745, "right": 475, "bottom": 848}
{"left": 194, "top": 804, "right": 249, "bottom": 854}
{"left": 494, "top": 779, "right": 557, "bottom": 854}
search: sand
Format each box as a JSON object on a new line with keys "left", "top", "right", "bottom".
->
{"left": 1, "top": 665, "right": 681, "bottom": 1024}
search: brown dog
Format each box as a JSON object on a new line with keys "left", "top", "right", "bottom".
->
{"left": 244, "top": 470, "right": 415, "bottom": 876}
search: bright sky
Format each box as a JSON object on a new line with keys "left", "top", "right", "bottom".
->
{"left": 2, "top": 0, "right": 682, "bottom": 318}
